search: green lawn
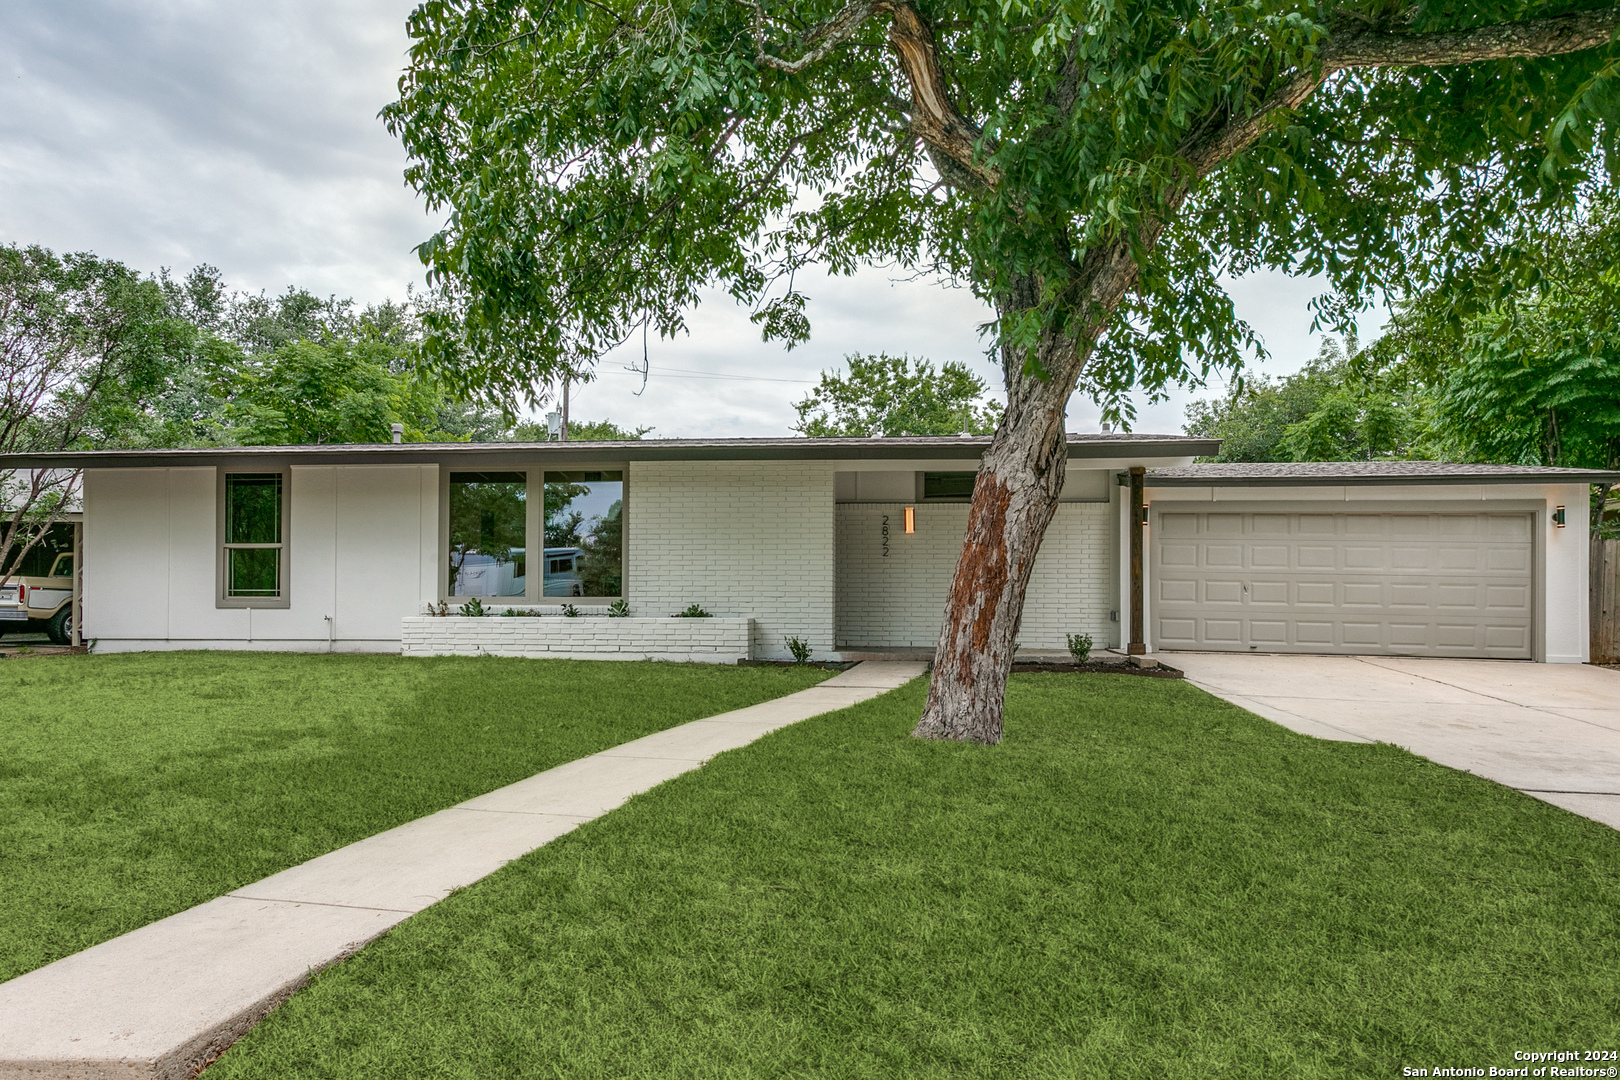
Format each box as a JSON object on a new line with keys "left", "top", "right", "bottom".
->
{"left": 209, "top": 673, "right": 1620, "bottom": 1079}
{"left": 0, "top": 652, "right": 831, "bottom": 984}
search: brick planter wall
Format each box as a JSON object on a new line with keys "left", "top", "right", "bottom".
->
{"left": 400, "top": 616, "right": 753, "bottom": 662}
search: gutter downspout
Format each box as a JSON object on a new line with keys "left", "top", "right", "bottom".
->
{"left": 1128, "top": 466, "right": 1146, "bottom": 655}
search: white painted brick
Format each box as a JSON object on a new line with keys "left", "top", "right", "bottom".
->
{"left": 399, "top": 617, "right": 752, "bottom": 663}
{"left": 834, "top": 503, "right": 1115, "bottom": 650}
{"left": 627, "top": 461, "right": 835, "bottom": 660}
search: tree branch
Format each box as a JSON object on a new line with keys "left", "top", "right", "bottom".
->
{"left": 1324, "top": 7, "right": 1620, "bottom": 69}
{"left": 741, "top": 0, "right": 880, "bottom": 74}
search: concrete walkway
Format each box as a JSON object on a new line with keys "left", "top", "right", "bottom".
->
{"left": 0, "top": 661, "right": 925, "bottom": 1080}
{"left": 1170, "top": 652, "right": 1620, "bottom": 829}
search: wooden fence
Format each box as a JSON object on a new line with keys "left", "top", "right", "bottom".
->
{"left": 1595, "top": 536, "right": 1620, "bottom": 665}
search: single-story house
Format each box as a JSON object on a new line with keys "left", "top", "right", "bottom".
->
{"left": 2, "top": 436, "right": 1612, "bottom": 663}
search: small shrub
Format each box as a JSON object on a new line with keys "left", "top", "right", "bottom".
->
{"left": 561, "top": 604, "right": 580, "bottom": 618}
{"left": 1066, "top": 632, "right": 1093, "bottom": 663}
{"left": 674, "top": 604, "right": 712, "bottom": 618}
{"left": 785, "top": 636, "right": 811, "bottom": 664}
{"left": 501, "top": 608, "right": 542, "bottom": 617}
{"left": 607, "top": 600, "right": 630, "bottom": 617}
{"left": 426, "top": 601, "right": 449, "bottom": 617}
{"left": 458, "top": 597, "right": 486, "bottom": 618}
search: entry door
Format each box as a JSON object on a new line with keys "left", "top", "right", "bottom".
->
{"left": 1153, "top": 511, "right": 1533, "bottom": 659}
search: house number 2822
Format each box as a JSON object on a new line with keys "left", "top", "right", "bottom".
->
{"left": 881, "top": 515, "right": 890, "bottom": 557}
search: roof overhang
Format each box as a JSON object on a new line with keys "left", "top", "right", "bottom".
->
{"left": 0, "top": 434, "right": 1220, "bottom": 470}
{"left": 1135, "top": 466, "right": 1620, "bottom": 487}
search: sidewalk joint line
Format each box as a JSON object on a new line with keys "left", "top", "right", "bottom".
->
{"left": 224, "top": 894, "right": 419, "bottom": 914}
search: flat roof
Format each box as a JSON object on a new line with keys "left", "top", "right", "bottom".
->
{"left": 0, "top": 433, "right": 1218, "bottom": 470}
{"left": 1141, "top": 461, "right": 1620, "bottom": 486}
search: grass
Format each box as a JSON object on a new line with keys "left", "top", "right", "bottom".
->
{"left": 0, "top": 652, "right": 831, "bottom": 984}
{"left": 208, "top": 673, "right": 1620, "bottom": 1079}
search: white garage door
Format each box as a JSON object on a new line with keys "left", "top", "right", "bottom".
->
{"left": 1154, "top": 511, "right": 1533, "bottom": 659}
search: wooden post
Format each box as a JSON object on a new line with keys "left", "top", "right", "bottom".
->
{"left": 1128, "top": 466, "right": 1146, "bottom": 655}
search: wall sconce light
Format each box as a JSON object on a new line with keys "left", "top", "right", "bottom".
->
{"left": 1552, "top": 506, "right": 1566, "bottom": 528}
{"left": 1139, "top": 503, "right": 1150, "bottom": 526}
{"left": 903, "top": 506, "right": 916, "bottom": 534}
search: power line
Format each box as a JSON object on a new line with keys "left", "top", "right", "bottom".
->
{"left": 605, "top": 364, "right": 816, "bottom": 385}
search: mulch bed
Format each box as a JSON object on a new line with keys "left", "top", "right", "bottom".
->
{"left": 1011, "top": 659, "right": 1184, "bottom": 679}
{"left": 0, "top": 644, "right": 88, "bottom": 660}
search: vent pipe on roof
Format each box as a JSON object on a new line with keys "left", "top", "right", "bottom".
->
{"left": 391, "top": 423, "right": 403, "bottom": 444}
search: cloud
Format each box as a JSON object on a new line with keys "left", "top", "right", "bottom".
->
{"left": 0, "top": 1, "right": 1385, "bottom": 439}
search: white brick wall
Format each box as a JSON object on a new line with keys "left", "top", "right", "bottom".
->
{"left": 626, "top": 461, "right": 835, "bottom": 659}
{"left": 401, "top": 616, "right": 752, "bottom": 663}
{"left": 835, "top": 502, "right": 1117, "bottom": 650}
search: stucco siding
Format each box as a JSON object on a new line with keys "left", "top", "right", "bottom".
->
{"left": 627, "top": 460, "right": 835, "bottom": 659}
{"left": 835, "top": 501, "right": 1117, "bottom": 650}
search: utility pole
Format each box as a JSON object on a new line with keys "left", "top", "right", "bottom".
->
{"left": 561, "top": 375, "right": 570, "bottom": 441}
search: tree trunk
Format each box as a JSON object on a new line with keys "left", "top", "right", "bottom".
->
{"left": 913, "top": 311, "right": 1083, "bottom": 744}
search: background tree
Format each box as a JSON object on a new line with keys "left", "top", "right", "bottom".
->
{"left": 388, "top": 0, "right": 1620, "bottom": 743}
{"left": 0, "top": 245, "right": 192, "bottom": 590}
{"left": 1185, "top": 337, "right": 1426, "bottom": 462}
{"left": 509, "top": 417, "right": 654, "bottom": 442}
{"left": 793, "top": 353, "right": 1003, "bottom": 436}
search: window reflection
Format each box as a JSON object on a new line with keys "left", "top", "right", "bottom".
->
{"left": 544, "top": 471, "right": 622, "bottom": 597}
{"left": 449, "top": 472, "right": 527, "bottom": 597}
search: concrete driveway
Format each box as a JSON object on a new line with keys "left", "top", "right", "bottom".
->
{"left": 1167, "top": 652, "right": 1620, "bottom": 830}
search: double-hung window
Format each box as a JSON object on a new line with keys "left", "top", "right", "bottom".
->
{"left": 219, "top": 472, "right": 288, "bottom": 607}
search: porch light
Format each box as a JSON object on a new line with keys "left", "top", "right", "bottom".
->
{"left": 1140, "top": 503, "right": 1150, "bottom": 526}
{"left": 1553, "top": 506, "right": 1566, "bottom": 528}
{"left": 904, "top": 506, "right": 916, "bottom": 534}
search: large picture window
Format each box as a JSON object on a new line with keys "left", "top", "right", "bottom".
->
{"left": 221, "top": 472, "right": 286, "bottom": 603}
{"left": 448, "top": 472, "right": 528, "bottom": 598}
{"left": 544, "top": 471, "right": 622, "bottom": 597}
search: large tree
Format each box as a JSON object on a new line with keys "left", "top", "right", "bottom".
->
{"left": 387, "top": 0, "right": 1620, "bottom": 742}
{"left": 0, "top": 245, "right": 191, "bottom": 591}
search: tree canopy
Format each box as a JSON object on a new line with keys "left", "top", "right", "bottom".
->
{"left": 388, "top": 0, "right": 1620, "bottom": 741}
{"left": 793, "top": 352, "right": 1002, "bottom": 436}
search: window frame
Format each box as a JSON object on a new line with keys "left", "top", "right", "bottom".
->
{"left": 438, "top": 462, "right": 629, "bottom": 608}
{"left": 216, "top": 466, "right": 291, "bottom": 609}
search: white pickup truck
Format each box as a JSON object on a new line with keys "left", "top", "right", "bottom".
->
{"left": 0, "top": 551, "right": 75, "bottom": 645}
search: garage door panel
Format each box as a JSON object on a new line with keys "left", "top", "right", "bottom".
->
{"left": 1389, "top": 623, "right": 1430, "bottom": 647}
{"left": 1294, "top": 621, "right": 1335, "bottom": 644}
{"left": 1487, "top": 547, "right": 1531, "bottom": 572}
{"left": 1250, "top": 545, "right": 1290, "bottom": 568}
{"left": 1342, "top": 582, "right": 1384, "bottom": 607}
{"left": 1158, "top": 578, "right": 1198, "bottom": 603}
{"left": 1485, "top": 584, "right": 1530, "bottom": 611}
{"left": 1249, "top": 620, "right": 1288, "bottom": 643}
{"left": 1388, "top": 582, "right": 1432, "bottom": 608}
{"left": 1250, "top": 581, "right": 1289, "bottom": 604}
{"left": 1341, "top": 622, "right": 1383, "bottom": 646}
{"left": 1391, "top": 547, "right": 1433, "bottom": 570}
{"left": 1298, "top": 546, "right": 1338, "bottom": 569}
{"left": 1296, "top": 581, "right": 1336, "bottom": 605}
{"left": 1153, "top": 511, "right": 1531, "bottom": 659}
{"left": 1160, "top": 543, "right": 1198, "bottom": 567}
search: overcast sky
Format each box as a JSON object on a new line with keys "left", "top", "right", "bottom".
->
{"left": 0, "top": 1, "right": 1384, "bottom": 438}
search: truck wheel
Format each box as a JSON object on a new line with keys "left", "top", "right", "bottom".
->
{"left": 47, "top": 606, "right": 72, "bottom": 646}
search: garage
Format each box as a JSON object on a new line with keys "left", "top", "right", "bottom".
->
{"left": 1130, "top": 461, "right": 1613, "bottom": 664}
{"left": 1153, "top": 510, "right": 1534, "bottom": 658}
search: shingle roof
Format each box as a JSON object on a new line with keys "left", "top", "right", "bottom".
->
{"left": 1144, "top": 460, "right": 1620, "bottom": 485}
{"left": 0, "top": 433, "right": 1219, "bottom": 470}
